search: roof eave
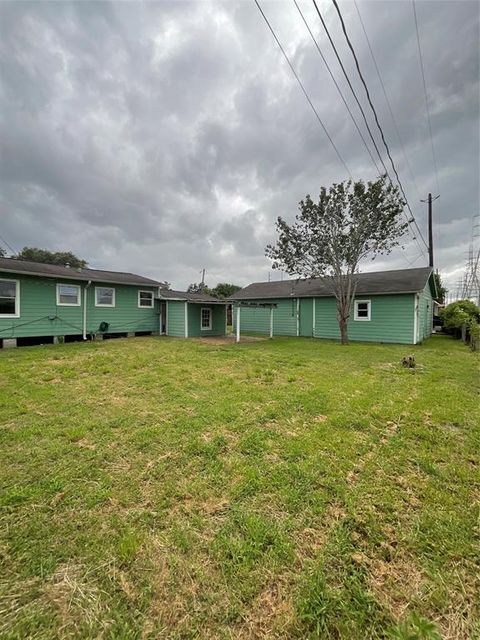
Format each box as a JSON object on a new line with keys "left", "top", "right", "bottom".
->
{"left": 0, "top": 266, "right": 160, "bottom": 287}
{"left": 231, "top": 289, "right": 425, "bottom": 300}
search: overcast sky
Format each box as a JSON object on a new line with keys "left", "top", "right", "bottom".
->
{"left": 1, "top": 0, "right": 478, "bottom": 291}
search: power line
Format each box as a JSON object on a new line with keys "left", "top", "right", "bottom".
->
{"left": 412, "top": 0, "right": 441, "bottom": 196}
{"left": 311, "top": 0, "right": 427, "bottom": 256}
{"left": 293, "top": 0, "right": 381, "bottom": 175}
{"left": 254, "top": 0, "right": 352, "bottom": 179}
{"left": 0, "top": 233, "right": 16, "bottom": 255}
{"left": 311, "top": 0, "right": 389, "bottom": 177}
{"left": 329, "top": 0, "right": 429, "bottom": 253}
{"left": 404, "top": 251, "right": 426, "bottom": 268}
{"left": 353, "top": 0, "right": 421, "bottom": 200}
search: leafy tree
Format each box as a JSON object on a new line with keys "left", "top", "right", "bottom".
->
{"left": 0, "top": 247, "right": 6, "bottom": 257}
{"left": 187, "top": 282, "right": 211, "bottom": 294}
{"left": 16, "top": 247, "right": 88, "bottom": 268}
{"left": 265, "top": 176, "right": 407, "bottom": 344}
{"left": 187, "top": 282, "right": 241, "bottom": 298}
{"left": 441, "top": 299, "right": 480, "bottom": 331}
{"left": 210, "top": 283, "right": 242, "bottom": 299}
{"left": 433, "top": 271, "right": 447, "bottom": 304}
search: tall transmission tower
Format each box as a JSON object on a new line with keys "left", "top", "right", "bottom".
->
{"left": 461, "top": 214, "right": 480, "bottom": 303}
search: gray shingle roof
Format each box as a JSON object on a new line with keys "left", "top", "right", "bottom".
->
{"left": 0, "top": 257, "right": 163, "bottom": 287}
{"left": 158, "top": 289, "right": 226, "bottom": 304}
{"left": 230, "top": 267, "right": 434, "bottom": 300}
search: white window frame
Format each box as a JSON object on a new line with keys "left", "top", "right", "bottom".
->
{"left": 0, "top": 278, "right": 20, "bottom": 318}
{"left": 138, "top": 290, "right": 154, "bottom": 308}
{"left": 56, "top": 283, "right": 81, "bottom": 307}
{"left": 354, "top": 299, "right": 371, "bottom": 321}
{"left": 95, "top": 286, "right": 115, "bottom": 307}
{"left": 201, "top": 307, "right": 212, "bottom": 331}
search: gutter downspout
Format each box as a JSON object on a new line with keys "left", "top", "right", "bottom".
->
{"left": 83, "top": 280, "right": 92, "bottom": 340}
{"left": 413, "top": 293, "right": 419, "bottom": 345}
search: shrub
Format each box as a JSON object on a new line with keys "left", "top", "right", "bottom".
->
{"left": 440, "top": 300, "right": 480, "bottom": 337}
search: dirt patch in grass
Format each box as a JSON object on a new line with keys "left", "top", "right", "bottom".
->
{"left": 45, "top": 563, "right": 107, "bottom": 633}
{"left": 234, "top": 576, "right": 295, "bottom": 639}
{"left": 191, "top": 335, "right": 267, "bottom": 345}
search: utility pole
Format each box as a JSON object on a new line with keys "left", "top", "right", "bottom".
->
{"left": 200, "top": 268, "right": 205, "bottom": 291}
{"left": 421, "top": 193, "right": 439, "bottom": 268}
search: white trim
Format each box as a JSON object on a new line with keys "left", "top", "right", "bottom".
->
{"left": 83, "top": 281, "right": 92, "bottom": 340}
{"left": 184, "top": 301, "right": 188, "bottom": 338}
{"left": 0, "top": 278, "right": 20, "bottom": 318}
{"left": 236, "top": 305, "right": 240, "bottom": 343}
{"left": 166, "top": 300, "right": 169, "bottom": 335}
{"left": 270, "top": 306, "right": 274, "bottom": 338}
{"left": 312, "top": 297, "right": 316, "bottom": 338}
{"left": 296, "top": 297, "right": 300, "bottom": 336}
{"left": 138, "top": 290, "right": 154, "bottom": 308}
{"left": 94, "top": 286, "right": 115, "bottom": 307}
{"left": 200, "top": 307, "right": 212, "bottom": 331}
{"left": 56, "top": 283, "right": 81, "bottom": 306}
{"left": 354, "top": 299, "right": 371, "bottom": 321}
{"left": 413, "top": 293, "right": 419, "bottom": 344}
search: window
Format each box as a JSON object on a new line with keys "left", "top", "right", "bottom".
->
{"left": 354, "top": 300, "right": 371, "bottom": 321}
{"left": 56, "top": 283, "right": 81, "bottom": 306}
{"left": 138, "top": 290, "right": 154, "bottom": 308}
{"left": 95, "top": 287, "right": 115, "bottom": 307}
{"left": 0, "top": 279, "right": 19, "bottom": 317}
{"left": 201, "top": 307, "right": 212, "bottom": 330}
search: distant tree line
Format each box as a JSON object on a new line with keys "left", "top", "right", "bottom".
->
{"left": 2, "top": 246, "right": 88, "bottom": 268}
{"left": 187, "top": 282, "right": 241, "bottom": 299}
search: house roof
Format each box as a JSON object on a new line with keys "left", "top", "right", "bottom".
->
{"left": 0, "top": 257, "right": 163, "bottom": 287}
{"left": 158, "top": 289, "right": 226, "bottom": 304}
{"left": 230, "top": 267, "right": 434, "bottom": 300}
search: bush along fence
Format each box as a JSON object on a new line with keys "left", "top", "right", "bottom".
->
{"left": 440, "top": 300, "right": 480, "bottom": 352}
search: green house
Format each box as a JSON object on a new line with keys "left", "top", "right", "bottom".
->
{"left": 0, "top": 257, "right": 165, "bottom": 347}
{"left": 158, "top": 289, "right": 227, "bottom": 338}
{"left": 0, "top": 257, "right": 227, "bottom": 348}
{"left": 230, "top": 267, "right": 437, "bottom": 345}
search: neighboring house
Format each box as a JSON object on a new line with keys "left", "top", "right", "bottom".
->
{"left": 158, "top": 289, "right": 227, "bottom": 338}
{"left": 230, "top": 267, "right": 436, "bottom": 345}
{"left": 0, "top": 257, "right": 227, "bottom": 348}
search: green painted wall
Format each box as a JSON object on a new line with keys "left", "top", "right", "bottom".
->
{"left": 166, "top": 300, "right": 186, "bottom": 337}
{"left": 165, "top": 302, "right": 226, "bottom": 337}
{"left": 188, "top": 304, "right": 226, "bottom": 337}
{"left": 314, "top": 294, "right": 415, "bottom": 343}
{"left": 86, "top": 284, "right": 159, "bottom": 335}
{"left": 418, "top": 280, "right": 433, "bottom": 342}
{"left": 0, "top": 273, "right": 158, "bottom": 339}
{"left": 233, "top": 299, "right": 298, "bottom": 336}
{"left": 299, "top": 298, "right": 313, "bottom": 337}
{"left": 233, "top": 294, "right": 417, "bottom": 343}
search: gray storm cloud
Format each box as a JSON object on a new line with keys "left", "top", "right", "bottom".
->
{"left": 1, "top": 0, "right": 478, "bottom": 290}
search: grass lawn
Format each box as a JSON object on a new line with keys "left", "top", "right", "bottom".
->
{"left": 0, "top": 335, "right": 478, "bottom": 639}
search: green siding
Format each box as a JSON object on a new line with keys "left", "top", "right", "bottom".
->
{"left": 418, "top": 281, "right": 433, "bottom": 342}
{"left": 233, "top": 299, "right": 298, "bottom": 336}
{"left": 167, "top": 300, "right": 186, "bottom": 337}
{"left": 187, "top": 304, "right": 226, "bottom": 337}
{"left": 86, "top": 284, "right": 159, "bottom": 335}
{"left": 299, "top": 298, "right": 313, "bottom": 337}
{"left": 0, "top": 273, "right": 158, "bottom": 339}
{"left": 313, "top": 294, "right": 415, "bottom": 344}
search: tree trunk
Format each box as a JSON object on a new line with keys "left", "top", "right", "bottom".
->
{"left": 339, "top": 317, "right": 349, "bottom": 345}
